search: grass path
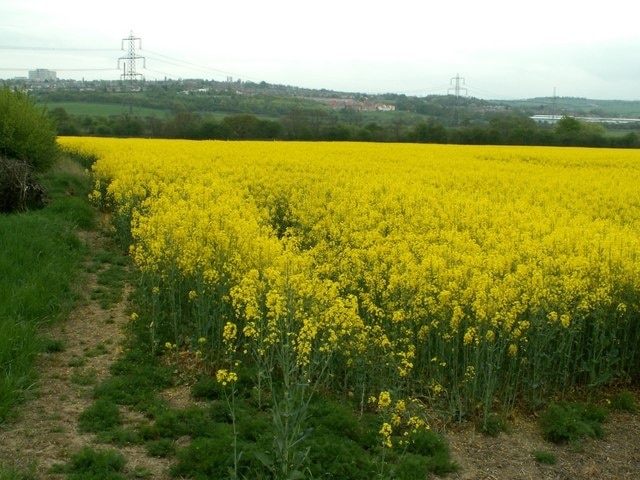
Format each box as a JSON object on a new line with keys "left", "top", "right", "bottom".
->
{"left": 0, "top": 228, "right": 172, "bottom": 479}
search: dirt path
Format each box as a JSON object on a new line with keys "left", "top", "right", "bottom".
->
{"left": 0, "top": 230, "right": 171, "bottom": 479}
{"left": 0, "top": 228, "right": 638, "bottom": 479}
{"left": 445, "top": 409, "right": 640, "bottom": 479}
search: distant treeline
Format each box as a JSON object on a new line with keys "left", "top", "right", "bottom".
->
{"left": 50, "top": 107, "right": 640, "bottom": 148}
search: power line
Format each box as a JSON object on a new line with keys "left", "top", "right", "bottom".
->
{"left": 144, "top": 49, "right": 257, "bottom": 81}
{"left": 0, "top": 68, "right": 115, "bottom": 72}
{"left": 0, "top": 45, "right": 117, "bottom": 52}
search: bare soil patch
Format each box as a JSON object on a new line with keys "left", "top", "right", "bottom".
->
{"left": 444, "top": 408, "right": 640, "bottom": 479}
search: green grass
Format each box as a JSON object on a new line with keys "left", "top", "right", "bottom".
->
{"left": 42, "top": 101, "right": 169, "bottom": 118}
{"left": 0, "top": 465, "right": 37, "bottom": 480}
{"left": 0, "top": 155, "right": 93, "bottom": 422}
{"left": 50, "top": 447, "right": 126, "bottom": 480}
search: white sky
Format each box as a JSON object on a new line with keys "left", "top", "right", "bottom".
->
{"left": 1, "top": 0, "right": 638, "bottom": 100}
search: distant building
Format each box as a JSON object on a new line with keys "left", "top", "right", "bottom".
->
{"left": 29, "top": 69, "right": 57, "bottom": 82}
{"left": 531, "top": 114, "right": 640, "bottom": 125}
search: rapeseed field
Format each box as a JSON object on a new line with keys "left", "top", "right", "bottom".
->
{"left": 60, "top": 137, "right": 640, "bottom": 418}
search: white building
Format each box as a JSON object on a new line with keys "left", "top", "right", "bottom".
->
{"left": 28, "top": 69, "right": 57, "bottom": 82}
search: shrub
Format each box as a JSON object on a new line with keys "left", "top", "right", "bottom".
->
{"left": 0, "top": 87, "right": 58, "bottom": 212}
{"left": 0, "top": 86, "right": 58, "bottom": 172}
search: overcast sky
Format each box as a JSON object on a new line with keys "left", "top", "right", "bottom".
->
{"left": 1, "top": 0, "right": 638, "bottom": 100}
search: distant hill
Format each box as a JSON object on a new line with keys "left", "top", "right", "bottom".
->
{"left": 9, "top": 77, "right": 639, "bottom": 121}
{"left": 4, "top": 77, "right": 638, "bottom": 145}
{"left": 495, "top": 97, "right": 640, "bottom": 118}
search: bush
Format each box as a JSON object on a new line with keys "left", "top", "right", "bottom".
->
{"left": 0, "top": 86, "right": 58, "bottom": 212}
{"left": 0, "top": 158, "right": 46, "bottom": 213}
{"left": 0, "top": 86, "right": 58, "bottom": 172}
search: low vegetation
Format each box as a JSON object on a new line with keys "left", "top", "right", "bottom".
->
{"left": 0, "top": 186, "right": 89, "bottom": 422}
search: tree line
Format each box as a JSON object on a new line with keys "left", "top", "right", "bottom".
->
{"left": 49, "top": 106, "right": 640, "bottom": 148}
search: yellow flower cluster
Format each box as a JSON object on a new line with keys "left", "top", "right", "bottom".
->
{"left": 59, "top": 137, "right": 640, "bottom": 408}
{"left": 373, "top": 392, "right": 431, "bottom": 449}
{"left": 216, "top": 368, "right": 238, "bottom": 386}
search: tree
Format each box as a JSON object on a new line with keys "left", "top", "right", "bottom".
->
{"left": 221, "top": 114, "right": 261, "bottom": 139}
{"left": 555, "top": 116, "right": 606, "bottom": 146}
{"left": 488, "top": 114, "right": 540, "bottom": 145}
{"left": 410, "top": 120, "right": 448, "bottom": 143}
{"left": 49, "top": 107, "right": 80, "bottom": 136}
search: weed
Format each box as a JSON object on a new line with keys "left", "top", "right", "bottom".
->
{"left": 142, "top": 405, "right": 222, "bottom": 442}
{"left": 67, "top": 357, "right": 87, "bottom": 367}
{"left": 478, "top": 412, "right": 507, "bottom": 437}
{"left": 146, "top": 438, "right": 175, "bottom": 458}
{"left": 405, "top": 429, "right": 459, "bottom": 475}
{"left": 130, "top": 465, "right": 152, "bottom": 479}
{"left": 79, "top": 398, "right": 121, "bottom": 433}
{"left": 236, "top": 406, "right": 272, "bottom": 442}
{"left": 610, "top": 390, "right": 637, "bottom": 413}
{"left": 191, "top": 376, "right": 222, "bottom": 400}
{"left": 306, "top": 433, "right": 376, "bottom": 480}
{"left": 171, "top": 434, "right": 235, "bottom": 479}
{"left": 50, "top": 446, "right": 126, "bottom": 480}
{"left": 533, "top": 450, "right": 557, "bottom": 465}
{"left": 93, "top": 343, "right": 172, "bottom": 415}
{"left": 70, "top": 368, "right": 98, "bottom": 386}
{"left": 38, "top": 337, "right": 65, "bottom": 353}
{"left": 308, "top": 397, "right": 361, "bottom": 442}
{"left": 393, "top": 452, "right": 433, "bottom": 480}
{"left": 84, "top": 343, "right": 109, "bottom": 357}
{"left": 540, "top": 402, "right": 608, "bottom": 443}
{"left": 96, "top": 426, "right": 143, "bottom": 446}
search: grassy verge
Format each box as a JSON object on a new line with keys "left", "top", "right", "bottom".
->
{"left": 0, "top": 152, "right": 95, "bottom": 424}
